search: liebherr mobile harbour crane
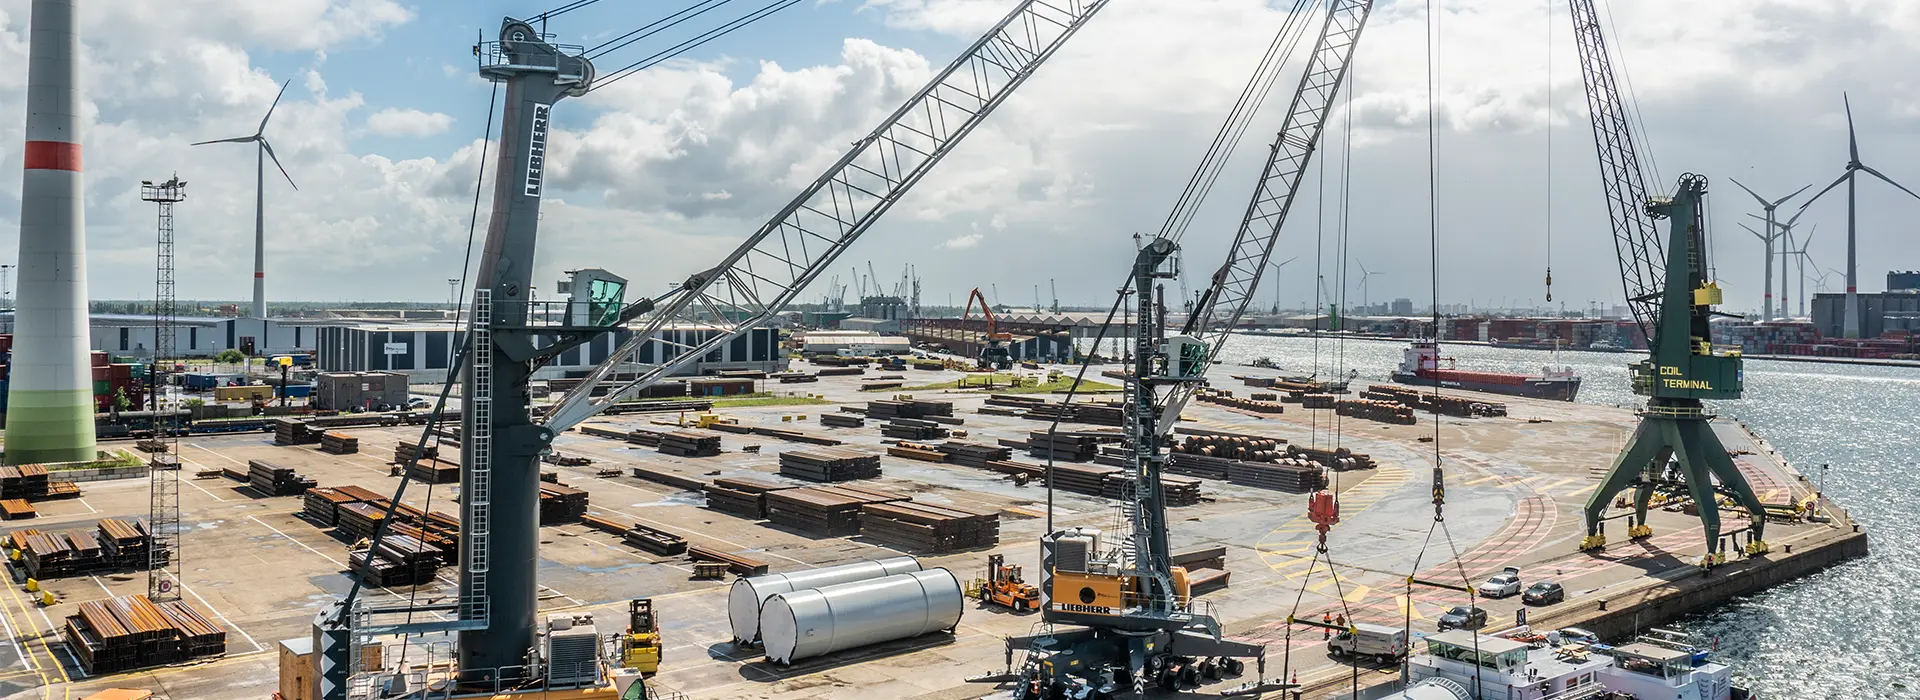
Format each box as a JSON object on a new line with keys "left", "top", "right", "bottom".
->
{"left": 970, "top": 1, "right": 1375, "bottom": 697}
{"left": 304, "top": 2, "right": 1113, "bottom": 697}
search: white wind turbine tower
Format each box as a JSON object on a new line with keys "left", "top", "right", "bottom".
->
{"left": 1355, "top": 261, "right": 1383, "bottom": 313}
{"left": 1729, "top": 179, "right": 1808, "bottom": 321}
{"left": 1798, "top": 94, "right": 1920, "bottom": 338}
{"left": 1788, "top": 223, "right": 1818, "bottom": 318}
{"left": 1268, "top": 256, "right": 1296, "bottom": 315}
{"left": 192, "top": 78, "right": 297, "bottom": 319}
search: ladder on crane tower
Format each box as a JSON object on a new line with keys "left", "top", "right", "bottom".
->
{"left": 463, "top": 288, "right": 493, "bottom": 623}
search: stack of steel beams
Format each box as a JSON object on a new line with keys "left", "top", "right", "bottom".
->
{"left": 248, "top": 459, "right": 316, "bottom": 497}
{"left": 704, "top": 477, "right": 794, "bottom": 518}
{"left": 302, "top": 487, "right": 360, "bottom": 525}
{"left": 820, "top": 413, "right": 865, "bottom": 428}
{"left": 1335, "top": 398, "right": 1416, "bottom": 425}
{"left": 1027, "top": 431, "right": 1110, "bottom": 462}
{"left": 1101, "top": 473, "right": 1202, "bottom": 506}
{"left": 273, "top": 418, "right": 319, "bottom": 445}
{"left": 886, "top": 442, "right": 947, "bottom": 463}
{"left": 859, "top": 501, "right": 999, "bottom": 552}
{"left": 0, "top": 498, "right": 34, "bottom": 520}
{"left": 350, "top": 534, "right": 440, "bottom": 587}
{"left": 1047, "top": 462, "right": 1119, "bottom": 496}
{"left": 779, "top": 448, "right": 881, "bottom": 482}
{"left": 1226, "top": 459, "right": 1325, "bottom": 493}
{"left": 881, "top": 418, "right": 948, "bottom": 440}
{"left": 867, "top": 398, "right": 953, "bottom": 420}
{"left": 319, "top": 431, "right": 359, "bottom": 454}
{"left": 658, "top": 431, "right": 722, "bottom": 457}
{"left": 935, "top": 441, "right": 1012, "bottom": 468}
{"left": 766, "top": 485, "right": 907, "bottom": 536}
{"left": 538, "top": 483, "right": 589, "bottom": 524}
{"left": 0, "top": 464, "right": 50, "bottom": 499}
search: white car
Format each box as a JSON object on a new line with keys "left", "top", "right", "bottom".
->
{"left": 1477, "top": 567, "right": 1522, "bottom": 598}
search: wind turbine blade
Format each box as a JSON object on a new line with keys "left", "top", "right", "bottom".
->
{"left": 1844, "top": 92, "right": 1858, "bottom": 163}
{"left": 1777, "top": 206, "right": 1808, "bottom": 230}
{"left": 260, "top": 139, "right": 297, "bottom": 190}
{"left": 191, "top": 136, "right": 257, "bottom": 146}
{"left": 1798, "top": 171, "right": 1851, "bottom": 210}
{"left": 1773, "top": 183, "right": 1812, "bottom": 207}
{"left": 1858, "top": 163, "right": 1920, "bottom": 202}
{"left": 1728, "top": 178, "right": 1770, "bottom": 209}
{"left": 259, "top": 78, "right": 292, "bottom": 135}
{"left": 1739, "top": 222, "right": 1766, "bottom": 240}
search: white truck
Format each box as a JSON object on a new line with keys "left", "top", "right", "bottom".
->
{"left": 1327, "top": 622, "right": 1409, "bottom": 663}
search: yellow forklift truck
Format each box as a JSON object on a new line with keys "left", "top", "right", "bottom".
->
{"left": 622, "top": 598, "right": 663, "bottom": 674}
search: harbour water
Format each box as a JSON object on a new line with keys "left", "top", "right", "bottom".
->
{"left": 1219, "top": 333, "right": 1908, "bottom": 698}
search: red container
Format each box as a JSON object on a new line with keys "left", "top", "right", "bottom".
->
{"left": 0, "top": 334, "right": 11, "bottom": 353}
{"left": 90, "top": 351, "right": 107, "bottom": 367}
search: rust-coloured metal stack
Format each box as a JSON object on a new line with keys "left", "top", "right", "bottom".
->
{"left": 703, "top": 476, "right": 794, "bottom": 519}
{"left": 765, "top": 484, "right": 907, "bottom": 536}
{"left": 859, "top": 500, "right": 999, "bottom": 552}
{"left": 319, "top": 431, "right": 360, "bottom": 454}
{"left": 62, "top": 594, "right": 224, "bottom": 674}
{"left": 780, "top": 448, "right": 882, "bottom": 481}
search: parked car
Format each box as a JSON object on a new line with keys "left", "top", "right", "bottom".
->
{"left": 1477, "top": 566, "right": 1522, "bottom": 598}
{"left": 406, "top": 397, "right": 430, "bottom": 410}
{"left": 1437, "top": 605, "right": 1488, "bottom": 631}
{"left": 1328, "top": 622, "right": 1408, "bottom": 663}
{"left": 1522, "top": 581, "right": 1566, "bottom": 606}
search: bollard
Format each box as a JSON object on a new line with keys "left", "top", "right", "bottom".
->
{"left": 1598, "top": 599, "right": 1607, "bottom": 611}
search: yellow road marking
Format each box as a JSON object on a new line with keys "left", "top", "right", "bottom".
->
{"left": 1343, "top": 584, "right": 1371, "bottom": 603}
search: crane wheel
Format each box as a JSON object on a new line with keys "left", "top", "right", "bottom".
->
{"left": 1224, "top": 657, "right": 1246, "bottom": 676}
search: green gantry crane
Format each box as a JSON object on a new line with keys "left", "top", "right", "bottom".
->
{"left": 1569, "top": 0, "right": 1768, "bottom": 566}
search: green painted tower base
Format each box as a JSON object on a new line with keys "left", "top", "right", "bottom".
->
{"left": 1580, "top": 399, "right": 1768, "bottom": 564}
{"left": 5, "top": 388, "right": 97, "bottom": 464}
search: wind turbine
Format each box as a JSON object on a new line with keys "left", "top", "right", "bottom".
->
{"left": 1798, "top": 94, "right": 1920, "bottom": 338}
{"left": 1355, "top": 262, "right": 1384, "bottom": 313}
{"left": 1267, "top": 256, "right": 1296, "bottom": 315}
{"left": 192, "top": 78, "right": 297, "bottom": 319}
{"left": 1730, "top": 179, "right": 1809, "bottom": 320}
{"left": 1789, "top": 224, "right": 1818, "bottom": 318}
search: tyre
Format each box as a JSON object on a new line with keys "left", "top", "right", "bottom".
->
{"left": 1224, "top": 657, "right": 1246, "bottom": 676}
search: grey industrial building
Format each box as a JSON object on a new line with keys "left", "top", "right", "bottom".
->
{"left": 313, "top": 323, "right": 786, "bottom": 382}
{"left": 1811, "top": 291, "right": 1920, "bottom": 338}
{"left": 0, "top": 313, "right": 326, "bottom": 359}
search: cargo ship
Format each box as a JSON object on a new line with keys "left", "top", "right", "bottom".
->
{"left": 1391, "top": 341, "right": 1580, "bottom": 401}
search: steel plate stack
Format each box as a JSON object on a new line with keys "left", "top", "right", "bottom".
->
{"left": 1027, "top": 431, "right": 1108, "bottom": 462}
{"left": 820, "top": 413, "right": 865, "bottom": 428}
{"left": 866, "top": 399, "right": 953, "bottom": 420}
{"left": 1047, "top": 463, "right": 1119, "bottom": 496}
{"left": 779, "top": 448, "right": 881, "bottom": 482}
{"left": 859, "top": 501, "right": 999, "bottom": 552}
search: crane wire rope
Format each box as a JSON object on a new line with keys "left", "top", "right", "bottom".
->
{"left": 1400, "top": 1, "right": 1484, "bottom": 692}
{"left": 1157, "top": 0, "right": 1319, "bottom": 247}
{"left": 586, "top": 0, "right": 739, "bottom": 59}
{"left": 1042, "top": 276, "right": 1133, "bottom": 534}
{"left": 1331, "top": 54, "right": 1356, "bottom": 453}
{"left": 585, "top": 0, "right": 804, "bottom": 94}
{"left": 1597, "top": 0, "right": 1660, "bottom": 187}
{"left": 1545, "top": 0, "right": 1554, "bottom": 304}
{"left": 537, "top": 0, "right": 602, "bottom": 24}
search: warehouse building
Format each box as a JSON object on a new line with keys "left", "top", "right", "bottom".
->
{"left": 0, "top": 313, "right": 325, "bottom": 359}
{"left": 313, "top": 323, "right": 786, "bottom": 382}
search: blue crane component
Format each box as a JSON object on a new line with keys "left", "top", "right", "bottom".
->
{"left": 1568, "top": 0, "right": 1768, "bottom": 565}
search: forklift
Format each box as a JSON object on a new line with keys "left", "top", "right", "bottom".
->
{"left": 622, "top": 598, "right": 663, "bottom": 675}
{"left": 975, "top": 553, "right": 1040, "bottom": 612}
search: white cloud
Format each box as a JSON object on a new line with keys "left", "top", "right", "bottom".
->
{"left": 940, "top": 233, "right": 983, "bottom": 250}
{"left": 365, "top": 108, "right": 454, "bottom": 137}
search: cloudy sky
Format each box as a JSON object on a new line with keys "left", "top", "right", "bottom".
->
{"left": 1, "top": 0, "right": 1917, "bottom": 315}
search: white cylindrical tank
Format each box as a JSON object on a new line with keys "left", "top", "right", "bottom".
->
{"left": 727, "top": 556, "right": 921, "bottom": 643}
{"left": 760, "top": 568, "right": 963, "bottom": 665}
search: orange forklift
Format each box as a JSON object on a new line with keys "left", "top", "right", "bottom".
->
{"left": 976, "top": 554, "right": 1040, "bottom": 612}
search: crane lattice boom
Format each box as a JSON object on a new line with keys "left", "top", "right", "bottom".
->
{"left": 544, "top": 0, "right": 1111, "bottom": 431}
{"left": 1569, "top": 0, "right": 1663, "bottom": 336}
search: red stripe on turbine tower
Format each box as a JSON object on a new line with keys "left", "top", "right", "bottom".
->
{"left": 23, "top": 141, "right": 80, "bottom": 171}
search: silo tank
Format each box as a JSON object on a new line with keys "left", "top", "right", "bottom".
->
{"left": 727, "top": 555, "right": 921, "bottom": 643}
{"left": 759, "top": 568, "right": 963, "bottom": 665}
